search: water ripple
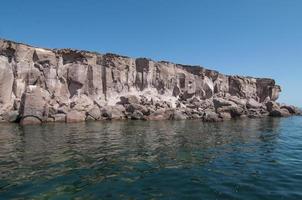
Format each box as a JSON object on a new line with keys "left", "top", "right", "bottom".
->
{"left": 0, "top": 117, "right": 302, "bottom": 199}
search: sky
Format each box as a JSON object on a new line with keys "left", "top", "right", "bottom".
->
{"left": 1, "top": 0, "right": 301, "bottom": 107}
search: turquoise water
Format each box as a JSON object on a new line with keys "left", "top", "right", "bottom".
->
{"left": 0, "top": 117, "right": 302, "bottom": 199}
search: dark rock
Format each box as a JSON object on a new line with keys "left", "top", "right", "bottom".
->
{"left": 101, "top": 105, "right": 126, "bottom": 120}
{"left": 280, "top": 105, "right": 299, "bottom": 115}
{"left": 266, "top": 101, "right": 280, "bottom": 112}
{"left": 119, "top": 95, "right": 139, "bottom": 105}
{"left": 100, "top": 107, "right": 112, "bottom": 119}
{"left": 269, "top": 108, "right": 291, "bottom": 117}
{"left": 131, "top": 110, "right": 144, "bottom": 120}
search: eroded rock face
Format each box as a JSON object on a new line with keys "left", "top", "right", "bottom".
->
{"left": 0, "top": 39, "right": 298, "bottom": 125}
{"left": 19, "top": 86, "right": 50, "bottom": 124}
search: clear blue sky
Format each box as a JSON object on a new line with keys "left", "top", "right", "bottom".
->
{"left": 1, "top": 0, "right": 301, "bottom": 107}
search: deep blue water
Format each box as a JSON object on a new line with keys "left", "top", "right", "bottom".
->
{"left": 0, "top": 117, "right": 301, "bottom": 200}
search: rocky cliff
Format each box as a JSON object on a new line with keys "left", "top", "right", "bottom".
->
{"left": 0, "top": 39, "right": 300, "bottom": 125}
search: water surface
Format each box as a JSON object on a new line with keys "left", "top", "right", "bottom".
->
{"left": 0, "top": 117, "right": 302, "bottom": 199}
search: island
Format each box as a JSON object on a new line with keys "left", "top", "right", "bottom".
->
{"left": 0, "top": 39, "right": 300, "bottom": 125}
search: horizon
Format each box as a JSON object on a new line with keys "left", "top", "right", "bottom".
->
{"left": 1, "top": 0, "right": 301, "bottom": 107}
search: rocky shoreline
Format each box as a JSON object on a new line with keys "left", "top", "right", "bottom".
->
{"left": 0, "top": 39, "right": 301, "bottom": 125}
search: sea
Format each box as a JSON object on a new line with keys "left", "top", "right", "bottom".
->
{"left": 0, "top": 116, "right": 301, "bottom": 199}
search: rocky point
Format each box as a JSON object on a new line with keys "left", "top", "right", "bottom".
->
{"left": 0, "top": 39, "right": 300, "bottom": 125}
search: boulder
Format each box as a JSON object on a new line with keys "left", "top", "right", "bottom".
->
{"left": 246, "top": 98, "right": 262, "bottom": 109}
{"left": 87, "top": 105, "right": 101, "bottom": 120}
{"left": 247, "top": 109, "right": 263, "bottom": 118}
{"left": 213, "top": 98, "right": 235, "bottom": 109}
{"left": 228, "top": 96, "right": 247, "bottom": 107}
{"left": 173, "top": 110, "right": 187, "bottom": 120}
{"left": 191, "top": 113, "right": 202, "bottom": 119}
{"left": 19, "top": 86, "right": 50, "bottom": 124}
{"left": 100, "top": 105, "right": 126, "bottom": 120}
{"left": 20, "top": 116, "right": 42, "bottom": 125}
{"left": 119, "top": 95, "right": 139, "bottom": 105}
{"left": 147, "top": 109, "right": 174, "bottom": 120}
{"left": 269, "top": 108, "right": 291, "bottom": 117}
{"left": 125, "top": 103, "right": 149, "bottom": 115}
{"left": 266, "top": 101, "right": 280, "bottom": 112}
{"left": 53, "top": 114, "right": 66, "bottom": 122}
{"left": 100, "top": 107, "right": 112, "bottom": 119}
{"left": 111, "top": 105, "right": 126, "bottom": 119}
{"left": 217, "top": 105, "right": 244, "bottom": 117}
{"left": 280, "top": 105, "right": 299, "bottom": 115}
{"left": 219, "top": 112, "right": 232, "bottom": 120}
{"left": 2, "top": 110, "right": 19, "bottom": 122}
{"left": 131, "top": 110, "right": 144, "bottom": 120}
{"left": 203, "top": 111, "right": 222, "bottom": 122}
{"left": 66, "top": 111, "right": 86, "bottom": 123}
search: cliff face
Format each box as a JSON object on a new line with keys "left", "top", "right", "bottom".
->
{"left": 0, "top": 39, "right": 300, "bottom": 124}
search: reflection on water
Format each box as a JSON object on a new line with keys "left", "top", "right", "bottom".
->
{"left": 0, "top": 117, "right": 301, "bottom": 199}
